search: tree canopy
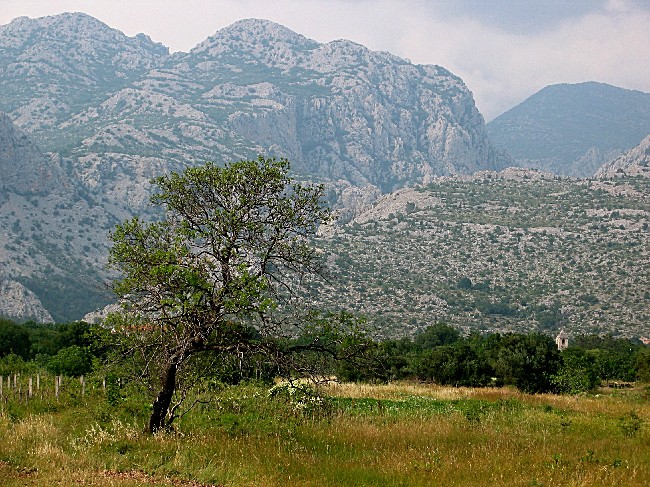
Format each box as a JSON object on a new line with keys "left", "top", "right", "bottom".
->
{"left": 108, "top": 157, "right": 332, "bottom": 432}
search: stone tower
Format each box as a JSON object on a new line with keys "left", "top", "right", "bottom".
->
{"left": 555, "top": 329, "right": 569, "bottom": 351}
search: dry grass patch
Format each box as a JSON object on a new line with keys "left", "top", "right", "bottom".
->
{"left": 0, "top": 382, "right": 648, "bottom": 486}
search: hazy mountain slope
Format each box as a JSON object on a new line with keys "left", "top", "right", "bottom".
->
{"left": 0, "top": 114, "right": 114, "bottom": 322}
{"left": 0, "top": 13, "right": 168, "bottom": 136}
{"left": 0, "top": 113, "right": 66, "bottom": 194}
{"left": 315, "top": 171, "right": 650, "bottom": 339}
{"left": 175, "top": 19, "right": 506, "bottom": 190}
{"left": 0, "top": 15, "right": 506, "bottom": 214}
{"left": 1, "top": 13, "right": 643, "bottom": 329}
{"left": 486, "top": 82, "right": 650, "bottom": 177}
{"left": 596, "top": 134, "right": 650, "bottom": 178}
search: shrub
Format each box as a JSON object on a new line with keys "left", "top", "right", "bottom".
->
{"left": 551, "top": 349, "right": 599, "bottom": 394}
{"left": 47, "top": 345, "right": 94, "bottom": 376}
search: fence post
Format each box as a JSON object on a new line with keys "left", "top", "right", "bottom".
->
{"left": 37, "top": 374, "right": 40, "bottom": 391}
{"left": 28, "top": 377, "right": 33, "bottom": 399}
{"left": 0, "top": 376, "right": 3, "bottom": 397}
{"left": 80, "top": 376, "right": 85, "bottom": 396}
{"left": 55, "top": 375, "right": 59, "bottom": 399}
{"left": 14, "top": 373, "right": 18, "bottom": 389}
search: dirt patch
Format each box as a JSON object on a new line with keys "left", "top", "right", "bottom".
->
{"left": 83, "top": 469, "right": 222, "bottom": 486}
{"left": 0, "top": 460, "right": 38, "bottom": 483}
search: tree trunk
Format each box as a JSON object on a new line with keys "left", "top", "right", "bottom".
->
{"left": 148, "top": 360, "right": 178, "bottom": 434}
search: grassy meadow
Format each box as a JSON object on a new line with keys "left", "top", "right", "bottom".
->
{"left": 0, "top": 378, "right": 648, "bottom": 486}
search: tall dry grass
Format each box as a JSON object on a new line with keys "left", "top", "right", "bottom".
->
{"left": 0, "top": 381, "right": 647, "bottom": 486}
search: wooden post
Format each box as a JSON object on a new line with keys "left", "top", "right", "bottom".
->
{"left": 37, "top": 374, "right": 40, "bottom": 391}
{"left": 55, "top": 375, "right": 59, "bottom": 399}
{"left": 80, "top": 376, "right": 85, "bottom": 396}
{"left": 14, "top": 373, "right": 18, "bottom": 389}
{"left": 28, "top": 377, "right": 33, "bottom": 398}
{"left": 102, "top": 377, "right": 106, "bottom": 390}
{"left": 0, "top": 376, "right": 3, "bottom": 397}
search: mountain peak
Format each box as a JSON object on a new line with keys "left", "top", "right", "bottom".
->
{"left": 1, "top": 12, "right": 169, "bottom": 55}
{"left": 486, "top": 82, "right": 650, "bottom": 176}
{"left": 191, "top": 18, "right": 319, "bottom": 55}
{"left": 220, "top": 18, "right": 316, "bottom": 43}
{"left": 4, "top": 12, "right": 115, "bottom": 38}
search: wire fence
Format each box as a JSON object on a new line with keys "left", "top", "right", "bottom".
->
{"left": 0, "top": 373, "right": 107, "bottom": 403}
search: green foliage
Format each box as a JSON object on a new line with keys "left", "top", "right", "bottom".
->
{"left": 107, "top": 157, "right": 342, "bottom": 432}
{"left": 414, "top": 323, "right": 461, "bottom": 350}
{"left": 457, "top": 276, "right": 473, "bottom": 290}
{"left": 573, "top": 334, "right": 641, "bottom": 382}
{"left": 636, "top": 348, "right": 650, "bottom": 383}
{"left": 47, "top": 345, "right": 94, "bottom": 377}
{"left": 109, "top": 157, "right": 329, "bottom": 327}
{"left": 0, "top": 318, "right": 31, "bottom": 359}
{"left": 334, "top": 337, "right": 408, "bottom": 383}
{"left": 0, "top": 320, "right": 106, "bottom": 370}
{"left": 551, "top": 348, "right": 600, "bottom": 394}
{"left": 491, "top": 333, "right": 560, "bottom": 393}
{"left": 412, "top": 344, "right": 493, "bottom": 387}
{"left": 0, "top": 353, "right": 40, "bottom": 375}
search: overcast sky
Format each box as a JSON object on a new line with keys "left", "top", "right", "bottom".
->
{"left": 1, "top": 0, "right": 648, "bottom": 120}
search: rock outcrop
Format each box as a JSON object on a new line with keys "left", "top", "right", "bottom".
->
{"left": 0, "top": 279, "right": 53, "bottom": 322}
{"left": 596, "top": 135, "right": 650, "bottom": 178}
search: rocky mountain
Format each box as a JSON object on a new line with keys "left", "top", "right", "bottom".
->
{"left": 0, "top": 113, "right": 115, "bottom": 322}
{"left": 486, "top": 82, "right": 650, "bottom": 177}
{"left": 0, "top": 13, "right": 509, "bottom": 322}
{"left": 314, "top": 172, "right": 650, "bottom": 339}
{"left": 0, "top": 113, "right": 65, "bottom": 194}
{"left": 2, "top": 13, "right": 645, "bottom": 338}
{"left": 0, "top": 15, "right": 506, "bottom": 212}
{"left": 596, "top": 134, "right": 650, "bottom": 178}
{"left": 0, "top": 13, "right": 168, "bottom": 134}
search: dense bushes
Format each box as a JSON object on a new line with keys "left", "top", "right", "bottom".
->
{"left": 0, "top": 318, "right": 647, "bottom": 394}
{"left": 0, "top": 319, "right": 101, "bottom": 376}
{"left": 0, "top": 318, "right": 31, "bottom": 359}
{"left": 334, "top": 324, "right": 647, "bottom": 394}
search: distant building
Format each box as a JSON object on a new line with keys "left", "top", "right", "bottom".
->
{"left": 555, "top": 330, "right": 569, "bottom": 350}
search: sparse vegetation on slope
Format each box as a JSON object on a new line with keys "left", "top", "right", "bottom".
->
{"left": 316, "top": 172, "right": 650, "bottom": 338}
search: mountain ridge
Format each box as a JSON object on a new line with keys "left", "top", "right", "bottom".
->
{"left": 486, "top": 82, "right": 650, "bottom": 177}
{"left": 596, "top": 134, "right": 650, "bottom": 178}
{"left": 1, "top": 12, "right": 645, "bottom": 333}
{"left": 0, "top": 12, "right": 507, "bottom": 321}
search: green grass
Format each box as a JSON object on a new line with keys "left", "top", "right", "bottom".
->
{"left": 0, "top": 380, "right": 648, "bottom": 486}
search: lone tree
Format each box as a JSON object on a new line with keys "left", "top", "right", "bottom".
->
{"left": 108, "top": 157, "right": 334, "bottom": 433}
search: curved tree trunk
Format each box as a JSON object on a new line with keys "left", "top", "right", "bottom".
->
{"left": 148, "top": 360, "right": 178, "bottom": 434}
